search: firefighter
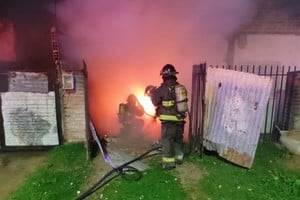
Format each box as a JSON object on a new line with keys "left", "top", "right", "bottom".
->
{"left": 147, "top": 64, "right": 188, "bottom": 170}
{"left": 118, "top": 94, "right": 145, "bottom": 135}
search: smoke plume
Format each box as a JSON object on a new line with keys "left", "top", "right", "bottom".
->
{"left": 55, "top": 0, "right": 257, "bottom": 137}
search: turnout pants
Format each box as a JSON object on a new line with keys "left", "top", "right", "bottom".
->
{"left": 161, "top": 121, "right": 185, "bottom": 166}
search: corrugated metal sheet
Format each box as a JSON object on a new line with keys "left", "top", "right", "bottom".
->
{"left": 8, "top": 71, "right": 48, "bottom": 93}
{"left": 1, "top": 92, "right": 59, "bottom": 146}
{"left": 203, "top": 67, "right": 272, "bottom": 168}
{"left": 62, "top": 72, "right": 87, "bottom": 142}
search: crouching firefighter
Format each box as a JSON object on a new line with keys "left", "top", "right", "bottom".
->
{"left": 118, "top": 94, "right": 145, "bottom": 135}
{"left": 145, "top": 64, "right": 188, "bottom": 170}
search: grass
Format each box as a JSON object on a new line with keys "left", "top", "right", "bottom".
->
{"left": 97, "top": 165, "right": 188, "bottom": 200}
{"left": 8, "top": 143, "right": 91, "bottom": 200}
{"left": 8, "top": 141, "right": 300, "bottom": 200}
{"left": 196, "top": 142, "right": 300, "bottom": 200}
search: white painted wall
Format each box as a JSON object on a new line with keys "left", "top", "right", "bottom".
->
{"left": 234, "top": 34, "right": 300, "bottom": 69}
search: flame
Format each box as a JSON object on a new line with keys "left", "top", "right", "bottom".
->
{"left": 127, "top": 86, "right": 155, "bottom": 117}
{"left": 138, "top": 95, "right": 156, "bottom": 117}
{"left": 133, "top": 88, "right": 156, "bottom": 117}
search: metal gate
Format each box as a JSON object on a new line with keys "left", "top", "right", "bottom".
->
{"left": 282, "top": 71, "right": 300, "bottom": 131}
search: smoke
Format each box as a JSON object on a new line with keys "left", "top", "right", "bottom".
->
{"left": 55, "top": 0, "right": 257, "bottom": 137}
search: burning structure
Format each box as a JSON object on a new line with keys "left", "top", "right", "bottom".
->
{"left": 0, "top": 0, "right": 300, "bottom": 168}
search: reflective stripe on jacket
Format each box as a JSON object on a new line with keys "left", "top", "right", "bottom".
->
{"left": 162, "top": 100, "right": 175, "bottom": 107}
{"left": 159, "top": 114, "right": 184, "bottom": 121}
{"left": 151, "top": 78, "right": 186, "bottom": 121}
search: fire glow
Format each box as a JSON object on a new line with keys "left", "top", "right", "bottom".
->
{"left": 135, "top": 91, "right": 156, "bottom": 118}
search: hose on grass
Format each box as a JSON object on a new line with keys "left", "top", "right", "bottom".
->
{"left": 76, "top": 145, "right": 162, "bottom": 200}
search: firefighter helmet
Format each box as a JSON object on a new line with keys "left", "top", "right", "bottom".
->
{"left": 127, "top": 94, "right": 137, "bottom": 104}
{"left": 160, "top": 64, "right": 178, "bottom": 77}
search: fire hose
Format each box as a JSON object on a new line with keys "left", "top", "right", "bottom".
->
{"left": 76, "top": 145, "right": 161, "bottom": 200}
{"left": 76, "top": 121, "right": 161, "bottom": 200}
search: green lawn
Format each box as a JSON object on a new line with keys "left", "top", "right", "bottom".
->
{"left": 8, "top": 141, "right": 300, "bottom": 200}
{"left": 8, "top": 143, "right": 91, "bottom": 200}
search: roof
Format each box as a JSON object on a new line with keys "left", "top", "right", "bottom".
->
{"left": 239, "top": 0, "right": 300, "bottom": 35}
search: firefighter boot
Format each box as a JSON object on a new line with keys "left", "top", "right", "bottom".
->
{"left": 162, "top": 157, "right": 176, "bottom": 170}
{"left": 175, "top": 154, "right": 183, "bottom": 165}
{"left": 175, "top": 143, "right": 184, "bottom": 165}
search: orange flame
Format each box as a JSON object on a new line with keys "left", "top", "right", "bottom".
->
{"left": 132, "top": 87, "right": 156, "bottom": 117}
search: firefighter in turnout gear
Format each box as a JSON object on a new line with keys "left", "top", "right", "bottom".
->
{"left": 147, "top": 64, "right": 188, "bottom": 170}
{"left": 118, "top": 94, "right": 145, "bottom": 135}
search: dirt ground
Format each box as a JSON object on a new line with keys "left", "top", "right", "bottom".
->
{"left": 282, "top": 154, "right": 300, "bottom": 170}
{"left": 0, "top": 151, "right": 47, "bottom": 200}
